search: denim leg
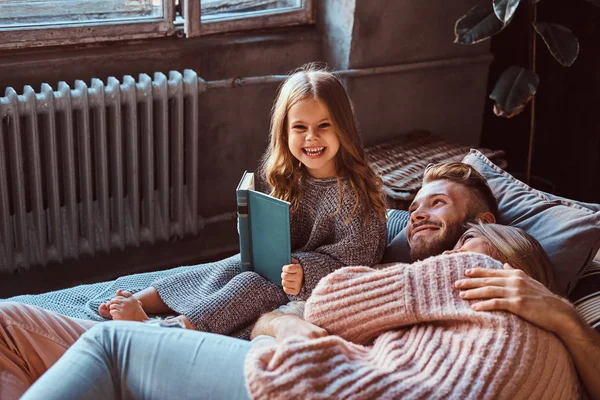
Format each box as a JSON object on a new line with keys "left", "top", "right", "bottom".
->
{"left": 22, "top": 321, "right": 252, "bottom": 400}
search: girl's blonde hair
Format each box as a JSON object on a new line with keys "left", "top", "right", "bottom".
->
{"left": 466, "top": 222, "right": 556, "bottom": 292}
{"left": 259, "top": 63, "right": 386, "bottom": 220}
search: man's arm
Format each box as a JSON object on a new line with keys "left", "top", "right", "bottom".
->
{"left": 456, "top": 263, "right": 600, "bottom": 399}
{"left": 559, "top": 312, "right": 600, "bottom": 400}
{"left": 251, "top": 303, "right": 327, "bottom": 341}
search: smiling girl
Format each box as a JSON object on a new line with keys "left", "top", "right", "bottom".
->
{"left": 97, "top": 64, "right": 388, "bottom": 337}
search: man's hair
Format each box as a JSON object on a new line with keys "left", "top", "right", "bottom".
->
{"left": 422, "top": 162, "right": 498, "bottom": 218}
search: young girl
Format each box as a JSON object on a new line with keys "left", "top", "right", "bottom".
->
{"left": 97, "top": 64, "right": 388, "bottom": 337}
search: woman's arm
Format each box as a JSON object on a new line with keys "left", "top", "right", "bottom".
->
{"left": 305, "top": 252, "right": 502, "bottom": 344}
{"left": 457, "top": 263, "right": 600, "bottom": 399}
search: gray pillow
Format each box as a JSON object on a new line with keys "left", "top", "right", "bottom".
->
{"left": 542, "top": 192, "right": 600, "bottom": 213}
{"left": 382, "top": 210, "right": 411, "bottom": 264}
{"left": 463, "top": 150, "right": 600, "bottom": 295}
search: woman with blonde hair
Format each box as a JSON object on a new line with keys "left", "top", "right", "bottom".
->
{"left": 444, "top": 222, "right": 555, "bottom": 291}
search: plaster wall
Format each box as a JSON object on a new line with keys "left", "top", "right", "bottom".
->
{"left": 349, "top": 0, "right": 490, "bottom": 67}
{"left": 348, "top": 61, "right": 491, "bottom": 147}
{"left": 339, "top": 0, "right": 492, "bottom": 145}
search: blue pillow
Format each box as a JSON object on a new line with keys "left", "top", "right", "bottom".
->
{"left": 463, "top": 150, "right": 600, "bottom": 295}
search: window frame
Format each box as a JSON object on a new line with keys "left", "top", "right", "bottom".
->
{"left": 0, "top": 0, "right": 176, "bottom": 50}
{"left": 184, "top": 0, "right": 314, "bottom": 38}
{"left": 0, "top": 0, "right": 314, "bottom": 50}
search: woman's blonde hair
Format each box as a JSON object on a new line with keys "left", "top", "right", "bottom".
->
{"left": 465, "top": 222, "right": 555, "bottom": 292}
{"left": 259, "top": 63, "right": 386, "bottom": 220}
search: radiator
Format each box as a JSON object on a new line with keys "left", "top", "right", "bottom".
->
{"left": 0, "top": 70, "right": 205, "bottom": 274}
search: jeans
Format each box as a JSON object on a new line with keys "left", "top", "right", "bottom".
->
{"left": 21, "top": 321, "right": 252, "bottom": 400}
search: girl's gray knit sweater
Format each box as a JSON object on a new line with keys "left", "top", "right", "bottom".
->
{"left": 151, "top": 176, "right": 387, "bottom": 338}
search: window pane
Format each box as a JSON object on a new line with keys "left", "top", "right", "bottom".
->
{"left": 201, "top": 0, "right": 302, "bottom": 21}
{"left": 0, "top": 0, "right": 163, "bottom": 28}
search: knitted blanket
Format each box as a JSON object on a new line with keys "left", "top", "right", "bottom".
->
{"left": 0, "top": 264, "right": 199, "bottom": 321}
{"left": 245, "top": 253, "right": 579, "bottom": 400}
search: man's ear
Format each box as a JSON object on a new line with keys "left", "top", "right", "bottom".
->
{"left": 477, "top": 212, "right": 496, "bottom": 224}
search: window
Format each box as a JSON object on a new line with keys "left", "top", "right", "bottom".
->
{"left": 188, "top": 0, "right": 314, "bottom": 37}
{"left": 0, "top": 0, "right": 164, "bottom": 27}
{"left": 0, "top": 0, "right": 314, "bottom": 50}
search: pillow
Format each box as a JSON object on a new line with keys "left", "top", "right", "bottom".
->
{"left": 463, "top": 150, "right": 600, "bottom": 295}
{"left": 542, "top": 192, "right": 600, "bottom": 213}
{"left": 569, "top": 260, "right": 600, "bottom": 334}
{"left": 383, "top": 210, "right": 411, "bottom": 264}
{"left": 386, "top": 209, "right": 410, "bottom": 243}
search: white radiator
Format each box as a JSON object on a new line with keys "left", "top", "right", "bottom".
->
{"left": 0, "top": 70, "right": 205, "bottom": 273}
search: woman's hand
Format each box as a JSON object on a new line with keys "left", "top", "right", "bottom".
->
{"left": 455, "top": 263, "right": 577, "bottom": 335}
{"left": 270, "top": 315, "right": 328, "bottom": 342}
{"left": 282, "top": 258, "right": 304, "bottom": 295}
{"left": 456, "top": 263, "right": 600, "bottom": 399}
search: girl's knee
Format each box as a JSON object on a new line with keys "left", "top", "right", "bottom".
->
{"left": 234, "top": 272, "right": 287, "bottom": 300}
{"left": 234, "top": 271, "right": 266, "bottom": 285}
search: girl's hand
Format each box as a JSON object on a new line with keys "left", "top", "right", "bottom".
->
{"left": 282, "top": 258, "right": 303, "bottom": 295}
{"left": 455, "top": 263, "right": 576, "bottom": 336}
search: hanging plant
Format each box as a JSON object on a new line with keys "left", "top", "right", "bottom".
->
{"left": 454, "top": 0, "right": 595, "bottom": 118}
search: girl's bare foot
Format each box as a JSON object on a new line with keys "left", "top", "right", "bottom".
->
{"left": 109, "top": 291, "right": 150, "bottom": 322}
{"left": 98, "top": 289, "right": 128, "bottom": 319}
{"left": 98, "top": 289, "right": 139, "bottom": 320}
{"left": 98, "top": 302, "right": 112, "bottom": 319}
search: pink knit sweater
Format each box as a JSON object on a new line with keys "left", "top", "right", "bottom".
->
{"left": 244, "top": 253, "right": 579, "bottom": 399}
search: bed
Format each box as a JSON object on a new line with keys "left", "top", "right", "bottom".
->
{"left": 2, "top": 143, "right": 599, "bottom": 334}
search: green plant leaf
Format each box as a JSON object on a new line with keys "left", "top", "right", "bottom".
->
{"left": 454, "top": 4, "right": 506, "bottom": 45}
{"left": 534, "top": 22, "right": 579, "bottom": 67}
{"left": 489, "top": 66, "right": 539, "bottom": 118}
{"left": 493, "top": 0, "right": 521, "bottom": 24}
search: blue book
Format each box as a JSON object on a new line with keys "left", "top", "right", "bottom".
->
{"left": 236, "top": 171, "right": 291, "bottom": 286}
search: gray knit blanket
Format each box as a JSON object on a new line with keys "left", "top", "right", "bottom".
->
{"left": 0, "top": 210, "right": 409, "bottom": 321}
{"left": 0, "top": 264, "right": 200, "bottom": 321}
